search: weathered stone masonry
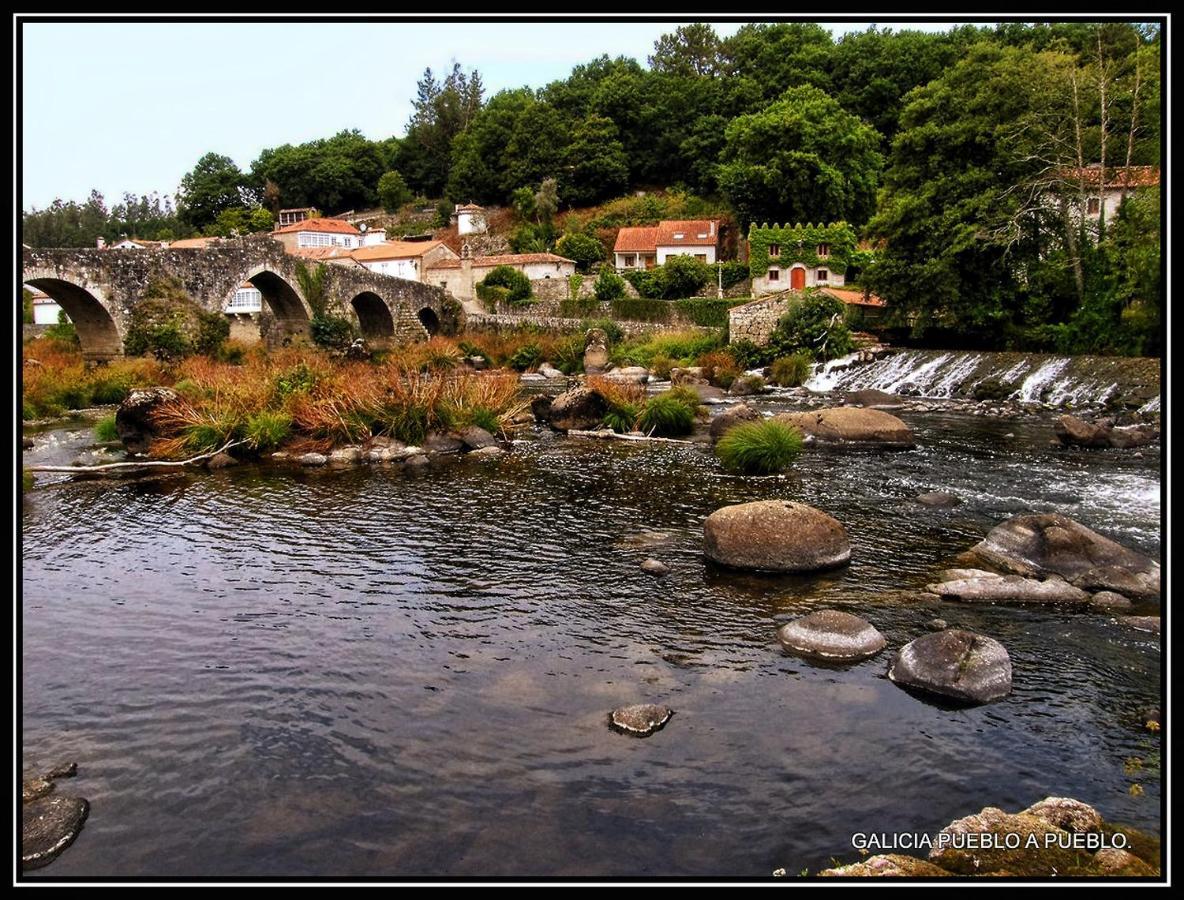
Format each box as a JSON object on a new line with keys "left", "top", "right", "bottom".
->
{"left": 727, "top": 293, "right": 793, "bottom": 345}
{"left": 22, "top": 237, "right": 461, "bottom": 360}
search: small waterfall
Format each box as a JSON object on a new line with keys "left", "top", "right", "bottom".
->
{"left": 801, "top": 348, "right": 1160, "bottom": 410}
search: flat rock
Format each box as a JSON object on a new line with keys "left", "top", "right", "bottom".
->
{"left": 457, "top": 425, "right": 497, "bottom": 450}
{"left": 929, "top": 574, "right": 1090, "bottom": 605}
{"left": 640, "top": 558, "right": 670, "bottom": 576}
{"left": 708, "top": 403, "right": 762, "bottom": 443}
{"left": 888, "top": 629, "right": 1012, "bottom": 705}
{"left": 777, "top": 609, "right": 886, "bottom": 662}
{"left": 603, "top": 366, "right": 649, "bottom": 384}
{"left": 703, "top": 500, "right": 850, "bottom": 573}
{"left": 775, "top": 407, "right": 915, "bottom": 449}
{"left": 298, "top": 452, "right": 328, "bottom": 466}
{"left": 467, "top": 445, "right": 504, "bottom": 459}
{"left": 845, "top": 388, "right": 906, "bottom": 410}
{"left": 1071, "top": 564, "right": 1160, "bottom": 601}
{"left": 937, "top": 568, "right": 1002, "bottom": 582}
{"left": 1088, "top": 591, "right": 1132, "bottom": 611}
{"left": 969, "top": 513, "right": 1160, "bottom": 590}
{"left": 820, "top": 854, "right": 950, "bottom": 878}
{"left": 1118, "top": 615, "right": 1160, "bottom": 634}
{"left": 21, "top": 795, "right": 89, "bottom": 871}
{"left": 424, "top": 432, "right": 464, "bottom": 454}
{"left": 609, "top": 703, "right": 673, "bottom": 737}
{"left": 916, "top": 491, "right": 960, "bottom": 508}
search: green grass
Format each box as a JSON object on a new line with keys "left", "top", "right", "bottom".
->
{"left": 636, "top": 392, "right": 697, "bottom": 436}
{"left": 769, "top": 352, "right": 813, "bottom": 387}
{"left": 715, "top": 419, "right": 804, "bottom": 474}
{"left": 244, "top": 410, "right": 293, "bottom": 450}
{"left": 94, "top": 414, "right": 119, "bottom": 443}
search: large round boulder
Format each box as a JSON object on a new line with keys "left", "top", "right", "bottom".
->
{"left": 115, "top": 386, "right": 180, "bottom": 455}
{"left": 1054, "top": 414, "right": 1113, "bottom": 447}
{"left": 708, "top": 403, "right": 762, "bottom": 443}
{"left": 968, "top": 513, "right": 1160, "bottom": 599}
{"left": 774, "top": 407, "right": 915, "bottom": 449}
{"left": 777, "top": 609, "right": 886, "bottom": 662}
{"left": 547, "top": 386, "right": 609, "bottom": 432}
{"left": 703, "top": 500, "right": 850, "bottom": 573}
{"left": 888, "top": 629, "right": 1012, "bottom": 705}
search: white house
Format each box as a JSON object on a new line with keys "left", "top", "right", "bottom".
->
{"left": 614, "top": 219, "right": 720, "bottom": 270}
{"left": 271, "top": 218, "right": 362, "bottom": 252}
{"left": 454, "top": 203, "right": 487, "bottom": 236}
{"left": 350, "top": 240, "right": 458, "bottom": 281}
{"left": 426, "top": 252, "right": 576, "bottom": 301}
{"left": 28, "top": 288, "right": 65, "bottom": 324}
{"left": 1063, "top": 165, "right": 1159, "bottom": 222}
{"left": 224, "top": 282, "right": 263, "bottom": 314}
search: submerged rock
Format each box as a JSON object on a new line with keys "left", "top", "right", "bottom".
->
{"left": 888, "top": 629, "right": 1012, "bottom": 705}
{"left": 777, "top": 609, "right": 886, "bottom": 662}
{"left": 968, "top": 513, "right": 1160, "bottom": 599}
{"left": 640, "top": 558, "right": 670, "bottom": 577}
{"left": 609, "top": 703, "right": 673, "bottom": 737}
{"left": 916, "top": 491, "right": 960, "bottom": 508}
{"left": 775, "top": 407, "right": 915, "bottom": 449}
{"left": 929, "top": 574, "right": 1090, "bottom": 605}
{"left": 22, "top": 795, "right": 90, "bottom": 871}
{"left": 703, "top": 500, "right": 850, "bottom": 573}
{"left": 115, "top": 386, "right": 179, "bottom": 455}
{"left": 708, "top": 403, "right": 762, "bottom": 443}
{"left": 845, "top": 388, "right": 905, "bottom": 410}
{"left": 548, "top": 387, "right": 609, "bottom": 432}
{"left": 206, "top": 451, "right": 238, "bottom": 469}
{"left": 1118, "top": 615, "right": 1160, "bottom": 634}
{"left": 467, "top": 445, "right": 504, "bottom": 459}
{"left": 298, "top": 452, "right": 328, "bottom": 466}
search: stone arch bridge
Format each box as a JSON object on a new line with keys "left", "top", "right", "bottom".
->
{"left": 22, "top": 238, "right": 462, "bottom": 361}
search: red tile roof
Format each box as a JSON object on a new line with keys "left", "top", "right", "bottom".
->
{"left": 428, "top": 253, "right": 575, "bottom": 270}
{"left": 167, "top": 236, "right": 220, "bottom": 249}
{"left": 614, "top": 226, "right": 660, "bottom": 254}
{"left": 1063, "top": 165, "right": 1160, "bottom": 189}
{"left": 290, "top": 246, "right": 356, "bottom": 260}
{"left": 273, "top": 217, "right": 361, "bottom": 235}
{"left": 822, "top": 287, "right": 885, "bottom": 308}
{"left": 655, "top": 219, "right": 719, "bottom": 247}
{"left": 351, "top": 240, "right": 449, "bottom": 262}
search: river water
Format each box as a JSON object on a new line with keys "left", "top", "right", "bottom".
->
{"left": 22, "top": 395, "right": 1162, "bottom": 878}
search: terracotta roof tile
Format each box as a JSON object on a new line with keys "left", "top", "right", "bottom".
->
{"left": 614, "top": 226, "right": 659, "bottom": 253}
{"left": 822, "top": 287, "right": 885, "bottom": 308}
{"left": 655, "top": 219, "right": 719, "bottom": 247}
{"left": 273, "top": 217, "right": 361, "bottom": 236}
{"left": 1063, "top": 166, "right": 1160, "bottom": 189}
{"left": 289, "top": 246, "right": 356, "bottom": 260}
{"left": 351, "top": 240, "right": 449, "bottom": 261}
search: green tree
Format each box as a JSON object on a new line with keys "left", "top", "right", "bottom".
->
{"left": 717, "top": 85, "right": 883, "bottom": 228}
{"left": 660, "top": 255, "right": 712, "bottom": 299}
{"left": 206, "top": 206, "right": 273, "bottom": 237}
{"left": 555, "top": 232, "right": 605, "bottom": 272}
{"left": 649, "top": 23, "right": 723, "bottom": 77}
{"left": 560, "top": 115, "right": 629, "bottom": 206}
{"left": 178, "top": 153, "right": 250, "bottom": 230}
{"left": 401, "top": 63, "right": 484, "bottom": 197}
{"left": 377, "top": 171, "right": 411, "bottom": 212}
{"left": 22, "top": 288, "right": 34, "bottom": 324}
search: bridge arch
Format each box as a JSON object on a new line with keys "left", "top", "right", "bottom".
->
{"left": 227, "top": 266, "right": 312, "bottom": 347}
{"left": 350, "top": 291, "right": 395, "bottom": 342}
{"left": 23, "top": 274, "right": 123, "bottom": 361}
{"left": 417, "top": 306, "right": 441, "bottom": 336}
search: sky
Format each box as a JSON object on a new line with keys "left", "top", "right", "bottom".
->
{"left": 20, "top": 18, "right": 967, "bottom": 211}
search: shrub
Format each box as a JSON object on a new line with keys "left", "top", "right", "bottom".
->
{"left": 593, "top": 267, "right": 627, "bottom": 302}
{"left": 272, "top": 362, "right": 319, "bottom": 399}
{"left": 377, "top": 170, "right": 411, "bottom": 212}
{"left": 559, "top": 296, "right": 601, "bottom": 318}
{"left": 310, "top": 314, "right": 355, "bottom": 350}
{"left": 649, "top": 354, "right": 676, "bottom": 380}
{"left": 675, "top": 297, "right": 735, "bottom": 327}
{"left": 727, "top": 338, "right": 767, "bottom": 369}
{"left": 94, "top": 414, "right": 119, "bottom": 442}
{"left": 661, "top": 255, "right": 712, "bottom": 299}
{"left": 45, "top": 316, "right": 79, "bottom": 346}
{"left": 769, "top": 352, "right": 814, "bottom": 387}
{"left": 555, "top": 232, "right": 605, "bottom": 272}
{"left": 551, "top": 333, "right": 586, "bottom": 374}
{"left": 479, "top": 265, "right": 532, "bottom": 305}
{"left": 696, "top": 350, "right": 741, "bottom": 388}
{"left": 245, "top": 410, "right": 293, "bottom": 450}
{"left": 611, "top": 297, "right": 671, "bottom": 323}
{"left": 509, "top": 343, "right": 543, "bottom": 371}
{"left": 715, "top": 419, "right": 804, "bottom": 474}
{"left": 719, "top": 260, "right": 750, "bottom": 289}
{"left": 567, "top": 273, "right": 584, "bottom": 300}
{"left": 637, "top": 391, "right": 697, "bottom": 436}
{"left": 621, "top": 268, "right": 663, "bottom": 299}
{"left": 194, "top": 310, "right": 231, "bottom": 356}
{"left": 770, "top": 292, "right": 854, "bottom": 360}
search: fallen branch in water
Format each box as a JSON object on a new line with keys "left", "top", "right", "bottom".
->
{"left": 566, "top": 428, "right": 694, "bottom": 445}
{"left": 26, "top": 440, "right": 247, "bottom": 474}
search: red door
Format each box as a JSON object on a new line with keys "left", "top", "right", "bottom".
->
{"left": 790, "top": 267, "right": 805, "bottom": 290}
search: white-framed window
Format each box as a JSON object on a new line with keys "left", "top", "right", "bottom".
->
{"left": 817, "top": 243, "right": 830, "bottom": 258}
{"left": 768, "top": 268, "right": 780, "bottom": 281}
{"left": 624, "top": 254, "right": 636, "bottom": 267}
{"left": 816, "top": 269, "right": 829, "bottom": 283}
{"left": 769, "top": 243, "right": 781, "bottom": 258}
{"left": 226, "top": 287, "right": 262, "bottom": 312}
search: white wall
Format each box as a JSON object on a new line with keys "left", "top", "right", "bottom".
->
{"left": 458, "top": 211, "right": 487, "bottom": 235}
{"left": 752, "top": 265, "right": 845, "bottom": 295}
{"left": 359, "top": 258, "right": 421, "bottom": 280}
{"left": 33, "top": 300, "right": 64, "bottom": 325}
{"left": 656, "top": 245, "right": 717, "bottom": 265}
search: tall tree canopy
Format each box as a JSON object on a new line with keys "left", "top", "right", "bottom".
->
{"left": 178, "top": 153, "right": 251, "bottom": 230}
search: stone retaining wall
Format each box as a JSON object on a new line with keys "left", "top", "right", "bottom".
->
{"left": 728, "top": 294, "right": 791, "bottom": 345}
{"left": 464, "top": 313, "right": 712, "bottom": 339}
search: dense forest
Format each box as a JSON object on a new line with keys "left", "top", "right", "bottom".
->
{"left": 22, "top": 21, "right": 1162, "bottom": 354}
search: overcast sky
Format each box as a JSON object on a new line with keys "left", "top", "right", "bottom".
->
{"left": 20, "top": 18, "right": 969, "bottom": 210}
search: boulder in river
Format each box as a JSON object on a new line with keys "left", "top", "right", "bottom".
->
{"left": 1088, "top": 591, "right": 1133, "bottom": 611}
{"left": 777, "top": 610, "right": 886, "bottom": 662}
{"left": 538, "top": 363, "right": 565, "bottom": 379}
{"left": 457, "top": 425, "right": 497, "bottom": 450}
{"left": 820, "top": 855, "right": 952, "bottom": 878}
{"left": 640, "top": 558, "right": 670, "bottom": 577}
{"left": 609, "top": 703, "right": 673, "bottom": 737}
{"left": 206, "top": 451, "right": 238, "bottom": 470}
{"left": 888, "top": 629, "right": 1012, "bottom": 705}
{"left": 774, "top": 407, "right": 915, "bottom": 449}
{"left": 708, "top": 403, "right": 762, "bottom": 443}
{"left": 1020, "top": 797, "right": 1104, "bottom": 834}
{"left": 1117, "top": 615, "right": 1160, "bottom": 634}
{"left": 530, "top": 394, "right": 554, "bottom": 423}
{"left": 298, "top": 452, "right": 328, "bottom": 466}
{"left": 424, "top": 432, "right": 464, "bottom": 454}
{"left": 1054, "top": 414, "right": 1113, "bottom": 448}
{"left": 967, "top": 513, "right": 1160, "bottom": 599}
{"left": 729, "top": 374, "right": 766, "bottom": 396}
{"left": 115, "top": 386, "right": 179, "bottom": 455}
{"left": 603, "top": 366, "right": 649, "bottom": 384}
{"left": 928, "top": 574, "right": 1090, "bottom": 605}
{"left": 845, "top": 389, "right": 905, "bottom": 410}
{"left": 916, "top": 491, "right": 960, "bottom": 508}
{"left": 21, "top": 762, "right": 87, "bottom": 871}
{"left": 548, "top": 386, "right": 609, "bottom": 432}
{"left": 703, "top": 500, "right": 850, "bottom": 573}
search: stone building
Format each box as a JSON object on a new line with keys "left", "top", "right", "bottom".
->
{"left": 613, "top": 219, "right": 720, "bottom": 270}
{"left": 748, "top": 222, "right": 857, "bottom": 295}
{"left": 270, "top": 217, "right": 362, "bottom": 253}
{"left": 426, "top": 252, "right": 575, "bottom": 301}
{"left": 351, "top": 240, "right": 458, "bottom": 281}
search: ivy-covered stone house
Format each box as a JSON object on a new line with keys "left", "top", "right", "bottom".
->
{"left": 748, "top": 222, "right": 857, "bottom": 294}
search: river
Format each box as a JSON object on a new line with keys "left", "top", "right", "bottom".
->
{"left": 22, "top": 393, "right": 1162, "bottom": 877}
